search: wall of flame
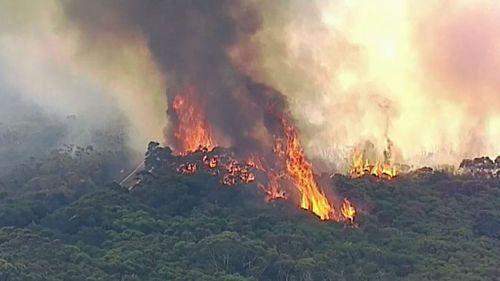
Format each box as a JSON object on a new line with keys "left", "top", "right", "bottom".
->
{"left": 1, "top": 0, "right": 499, "bottom": 168}
{"left": 240, "top": 0, "right": 500, "bottom": 169}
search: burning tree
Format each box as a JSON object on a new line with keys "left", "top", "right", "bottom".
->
{"left": 160, "top": 85, "right": 357, "bottom": 223}
{"left": 349, "top": 137, "right": 400, "bottom": 180}
{"left": 171, "top": 88, "right": 215, "bottom": 154}
{"left": 272, "top": 113, "right": 335, "bottom": 220}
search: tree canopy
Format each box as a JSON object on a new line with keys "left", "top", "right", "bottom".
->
{"left": 0, "top": 148, "right": 499, "bottom": 281}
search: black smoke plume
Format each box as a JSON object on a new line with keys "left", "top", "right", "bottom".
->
{"left": 62, "top": 0, "right": 288, "bottom": 156}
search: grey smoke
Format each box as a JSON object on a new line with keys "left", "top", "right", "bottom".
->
{"left": 62, "top": 0, "right": 289, "bottom": 157}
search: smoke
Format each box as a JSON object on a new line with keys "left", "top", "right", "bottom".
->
{"left": 2, "top": 0, "right": 499, "bottom": 172}
{"left": 239, "top": 0, "right": 500, "bottom": 169}
{"left": 60, "top": 0, "right": 291, "bottom": 158}
{"left": 0, "top": 0, "right": 166, "bottom": 161}
{"left": 412, "top": 0, "right": 500, "bottom": 158}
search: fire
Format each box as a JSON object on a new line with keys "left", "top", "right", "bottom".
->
{"left": 225, "top": 159, "right": 240, "bottom": 175}
{"left": 340, "top": 198, "right": 356, "bottom": 224}
{"left": 202, "top": 155, "right": 218, "bottom": 169}
{"left": 177, "top": 163, "right": 198, "bottom": 175}
{"left": 239, "top": 167, "right": 256, "bottom": 183}
{"left": 171, "top": 87, "right": 214, "bottom": 153}
{"left": 274, "top": 115, "right": 335, "bottom": 220}
{"left": 170, "top": 94, "right": 357, "bottom": 223}
{"left": 223, "top": 174, "right": 237, "bottom": 186}
{"left": 258, "top": 170, "right": 286, "bottom": 202}
{"left": 350, "top": 149, "right": 398, "bottom": 179}
{"left": 371, "top": 162, "right": 398, "bottom": 178}
{"left": 247, "top": 154, "right": 265, "bottom": 170}
{"left": 249, "top": 154, "right": 287, "bottom": 201}
{"left": 223, "top": 159, "right": 257, "bottom": 185}
{"left": 177, "top": 149, "right": 257, "bottom": 186}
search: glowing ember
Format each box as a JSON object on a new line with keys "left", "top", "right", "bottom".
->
{"left": 177, "top": 148, "right": 257, "bottom": 186}
{"left": 239, "top": 167, "right": 256, "bottom": 183}
{"left": 225, "top": 159, "right": 239, "bottom": 174}
{"left": 203, "top": 155, "right": 218, "bottom": 169}
{"left": 221, "top": 159, "right": 255, "bottom": 185}
{"left": 340, "top": 198, "right": 356, "bottom": 224}
{"left": 223, "top": 174, "right": 237, "bottom": 186}
{"left": 274, "top": 115, "right": 335, "bottom": 220}
{"left": 177, "top": 163, "right": 198, "bottom": 175}
{"left": 171, "top": 87, "right": 214, "bottom": 154}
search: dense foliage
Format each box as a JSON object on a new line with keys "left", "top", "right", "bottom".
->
{"left": 0, "top": 148, "right": 499, "bottom": 281}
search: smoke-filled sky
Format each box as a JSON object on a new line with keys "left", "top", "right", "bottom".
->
{"left": 1, "top": 0, "right": 499, "bottom": 169}
{"left": 0, "top": 0, "right": 166, "bottom": 153}
{"left": 243, "top": 0, "right": 500, "bottom": 168}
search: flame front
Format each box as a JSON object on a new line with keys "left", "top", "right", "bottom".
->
{"left": 172, "top": 87, "right": 214, "bottom": 154}
{"left": 350, "top": 149, "right": 398, "bottom": 179}
{"left": 275, "top": 115, "right": 335, "bottom": 220}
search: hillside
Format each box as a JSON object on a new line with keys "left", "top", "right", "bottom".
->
{"left": 0, "top": 148, "right": 499, "bottom": 281}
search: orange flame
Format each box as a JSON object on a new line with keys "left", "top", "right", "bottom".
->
{"left": 223, "top": 174, "right": 237, "bottom": 186}
{"left": 179, "top": 149, "right": 258, "bottom": 186}
{"left": 177, "top": 163, "right": 198, "bottom": 175}
{"left": 340, "top": 198, "right": 356, "bottom": 223}
{"left": 170, "top": 96, "right": 358, "bottom": 223}
{"left": 239, "top": 167, "right": 256, "bottom": 183}
{"left": 203, "top": 155, "right": 218, "bottom": 169}
{"left": 223, "top": 159, "right": 256, "bottom": 185}
{"left": 275, "top": 115, "right": 335, "bottom": 220}
{"left": 350, "top": 149, "right": 398, "bottom": 179}
{"left": 172, "top": 87, "right": 214, "bottom": 154}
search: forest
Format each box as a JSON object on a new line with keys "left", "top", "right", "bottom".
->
{"left": 2, "top": 0, "right": 500, "bottom": 280}
{"left": 0, "top": 140, "right": 499, "bottom": 281}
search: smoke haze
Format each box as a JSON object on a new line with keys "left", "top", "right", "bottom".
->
{"left": 242, "top": 0, "right": 500, "bottom": 169}
{"left": 0, "top": 0, "right": 166, "bottom": 160}
{"left": 1, "top": 0, "right": 499, "bottom": 171}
